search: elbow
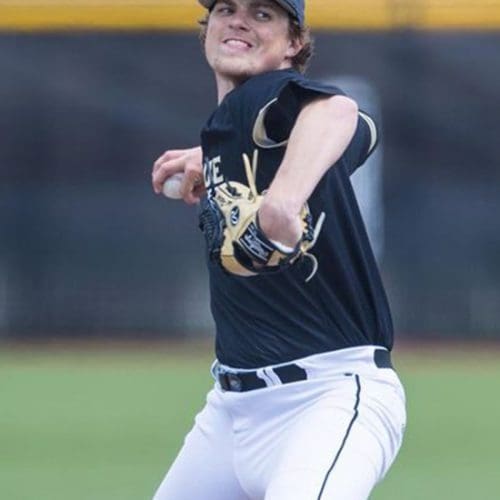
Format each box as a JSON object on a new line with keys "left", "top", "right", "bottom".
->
{"left": 303, "top": 94, "right": 359, "bottom": 134}
{"left": 320, "top": 95, "right": 359, "bottom": 145}
{"left": 326, "top": 95, "right": 359, "bottom": 123}
{"left": 302, "top": 94, "right": 358, "bottom": 126}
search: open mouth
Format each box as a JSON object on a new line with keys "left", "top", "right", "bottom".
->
{"left": 223, "top": 38, "right": 253, "bottom": 49}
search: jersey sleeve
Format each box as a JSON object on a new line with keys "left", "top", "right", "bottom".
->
{"left": 342, "top": 109, "right": 379, "bottom": 175}
{"left": 252, "top": 75, "right": 345, "bottom": 148}
{"left": 251, "top": 73, "right": 378, "bottom": 175}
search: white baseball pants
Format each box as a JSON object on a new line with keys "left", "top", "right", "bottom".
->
{"left": 153, "top": 346, "right": 406, "bottom": 500}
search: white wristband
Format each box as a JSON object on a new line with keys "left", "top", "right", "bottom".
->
{"left": 269, "top": 239, "right": 295, "bottom": 254}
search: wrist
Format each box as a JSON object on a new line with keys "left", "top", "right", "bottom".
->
{"left": 258, "top": 198, "right": 302, "bottom": 248}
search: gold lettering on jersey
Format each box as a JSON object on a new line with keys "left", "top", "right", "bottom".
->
{"left": 203, "top": 156, "right": 225, "bottom": 189}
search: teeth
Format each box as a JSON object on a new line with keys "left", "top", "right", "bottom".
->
{"left": 225, "top": 39, "right": 250, "bottom": 48}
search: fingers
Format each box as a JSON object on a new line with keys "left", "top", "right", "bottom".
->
{"left": 152, "top": 154, "right": 188, "bottom": 194}
{"left": 153, "top": 147, "right": 202, "bottom": 174}
{"left": 180, "top": 164, "right": 205, "bottom": 205}
{"left": 182, "top": 184, "right": 206, "bottom": 206}
{"left": 152, "top": 146, "right": 204, "bottom": 203}
{"left": 153, "top": 149, "right": 188, "bottom": 174}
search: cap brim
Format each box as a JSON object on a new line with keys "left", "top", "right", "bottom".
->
{"left": 271, "top": 0, "right": 297, "bottom": 19}
{"left": 199, "top": 0, "right": 295, "bottom": 17}
{"left": 198, "top": 0, "right": 302, "bottom": 25}
{"left": 198, "top": 0, "right": 215, "bottom": 8}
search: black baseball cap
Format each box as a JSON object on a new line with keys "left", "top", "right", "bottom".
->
{"left": 198, "top": 0, "right": 305, "bottom": 28}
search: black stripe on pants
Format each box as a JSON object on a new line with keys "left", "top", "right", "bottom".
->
{"left": 317, "top": 374, "right": 361, "bottom": 499}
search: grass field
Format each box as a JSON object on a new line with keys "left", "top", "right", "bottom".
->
{"left": 1, "top": 343, "right": 499, "bottom": 500}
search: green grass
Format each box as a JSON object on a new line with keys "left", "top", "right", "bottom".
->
{"left": 1, "top": 346, "right": 499, "bottom": 499}
{"left": 372, "top": 351, "right": 500, "bottom": 500}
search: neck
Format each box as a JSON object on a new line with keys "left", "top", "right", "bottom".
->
{"left": 216, "top": 76, "right": 234, "bottom": 104}
{"left": 215, "top": 73, "right": 247, "bottom": 104}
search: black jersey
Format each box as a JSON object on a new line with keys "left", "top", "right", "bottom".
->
{"left": 200, "top": 68, "right": 393, "bottom": 368}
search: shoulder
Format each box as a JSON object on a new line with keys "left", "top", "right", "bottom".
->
{"left": 224, "top": 68, "right": 301, "bottom": 113}
{"left": 246, "top": 71, "right": 347, "bottom": 149}
{"left": 234, "top": 68, "right": 346, "bottom": 102}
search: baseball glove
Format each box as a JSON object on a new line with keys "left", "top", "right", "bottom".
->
{"left": 199, "top": 150, "right": 325, "bottom": 281}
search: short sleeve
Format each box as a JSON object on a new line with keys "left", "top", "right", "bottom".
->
{"left": 249, "top": 72, "right": 379, "bottom": 174}
{"left": 343, "top": 110, "right": 379, "bottom": 175}
{"left": 252, "top": 75, "right": 345, "bottom": 148}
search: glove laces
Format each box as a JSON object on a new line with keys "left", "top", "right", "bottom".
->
{"left": 303, "top": 211, "right": 325, "bottom": 282}
{"left": 242, "top": 149, "right": 326, "bottom": 282}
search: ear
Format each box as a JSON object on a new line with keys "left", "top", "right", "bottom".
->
{"left": 285, "top": 36, "right": 303, "bottom": 59}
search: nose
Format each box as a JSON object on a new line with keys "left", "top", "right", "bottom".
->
{"left": 228, "top": 9, "right": 250, "bottom": 30}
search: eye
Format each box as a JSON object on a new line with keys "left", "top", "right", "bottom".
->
{"left": 255, "top": 9, "right": 272, "bottom": 20}
{"left": 215, "top": 4, "right": 234, "bottom": 15}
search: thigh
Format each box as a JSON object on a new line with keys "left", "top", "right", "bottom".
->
{"left": 265, "top": 373, "right": 406, "bottom": 500}
{"left": 266, "top": 427, "right": 379, "bottom": 500}
{"left": 152, "top": 389, "right": 250, "bottom": 500}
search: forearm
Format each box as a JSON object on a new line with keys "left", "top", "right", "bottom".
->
{"left": 259, "top": 95, "right": 359, "bottom": 245}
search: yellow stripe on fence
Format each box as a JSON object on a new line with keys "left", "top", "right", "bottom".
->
{"left": 423, "top": 2, "right": 500, "bottom": 29}
{"left": 0, "top": 3, "right": 204, "bottom": 31}
{"left": 1, "top": 0, "right": 500, "bottom": 31}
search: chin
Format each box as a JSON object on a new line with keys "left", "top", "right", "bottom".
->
{"left": 213, "top": 56, "right": 260, "bottom": 80}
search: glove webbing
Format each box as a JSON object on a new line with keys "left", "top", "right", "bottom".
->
{"left": 242, "top": 151, "right": 326, "bottom": 282}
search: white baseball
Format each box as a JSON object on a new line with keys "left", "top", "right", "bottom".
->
{"left": 162, "top": 172, "right": 184, "bottom": 199}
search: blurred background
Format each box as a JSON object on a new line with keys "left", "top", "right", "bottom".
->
{"left": 1, "top": 0, "right": 500, "bottom": 340}
{"left": 1, "top": 1, "right": 500, "bottom": 499}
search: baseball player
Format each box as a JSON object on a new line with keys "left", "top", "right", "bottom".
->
{"left": 151, "top": 0, "right": 406, "bottom": 498}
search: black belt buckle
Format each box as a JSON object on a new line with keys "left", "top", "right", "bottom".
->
{"left": 218, "top": 372, "right": 243, "bottom": 392}
{"left": 217, "top": 363, "right": 306, "bottom": 392}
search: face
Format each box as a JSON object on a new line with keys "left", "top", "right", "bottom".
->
{"left": 204, "top": 0, "right": 302, "bottom": 84}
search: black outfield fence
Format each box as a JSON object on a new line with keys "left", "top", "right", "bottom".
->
{"left": 1, "top": 32, "right": 499, "bottom": 339}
